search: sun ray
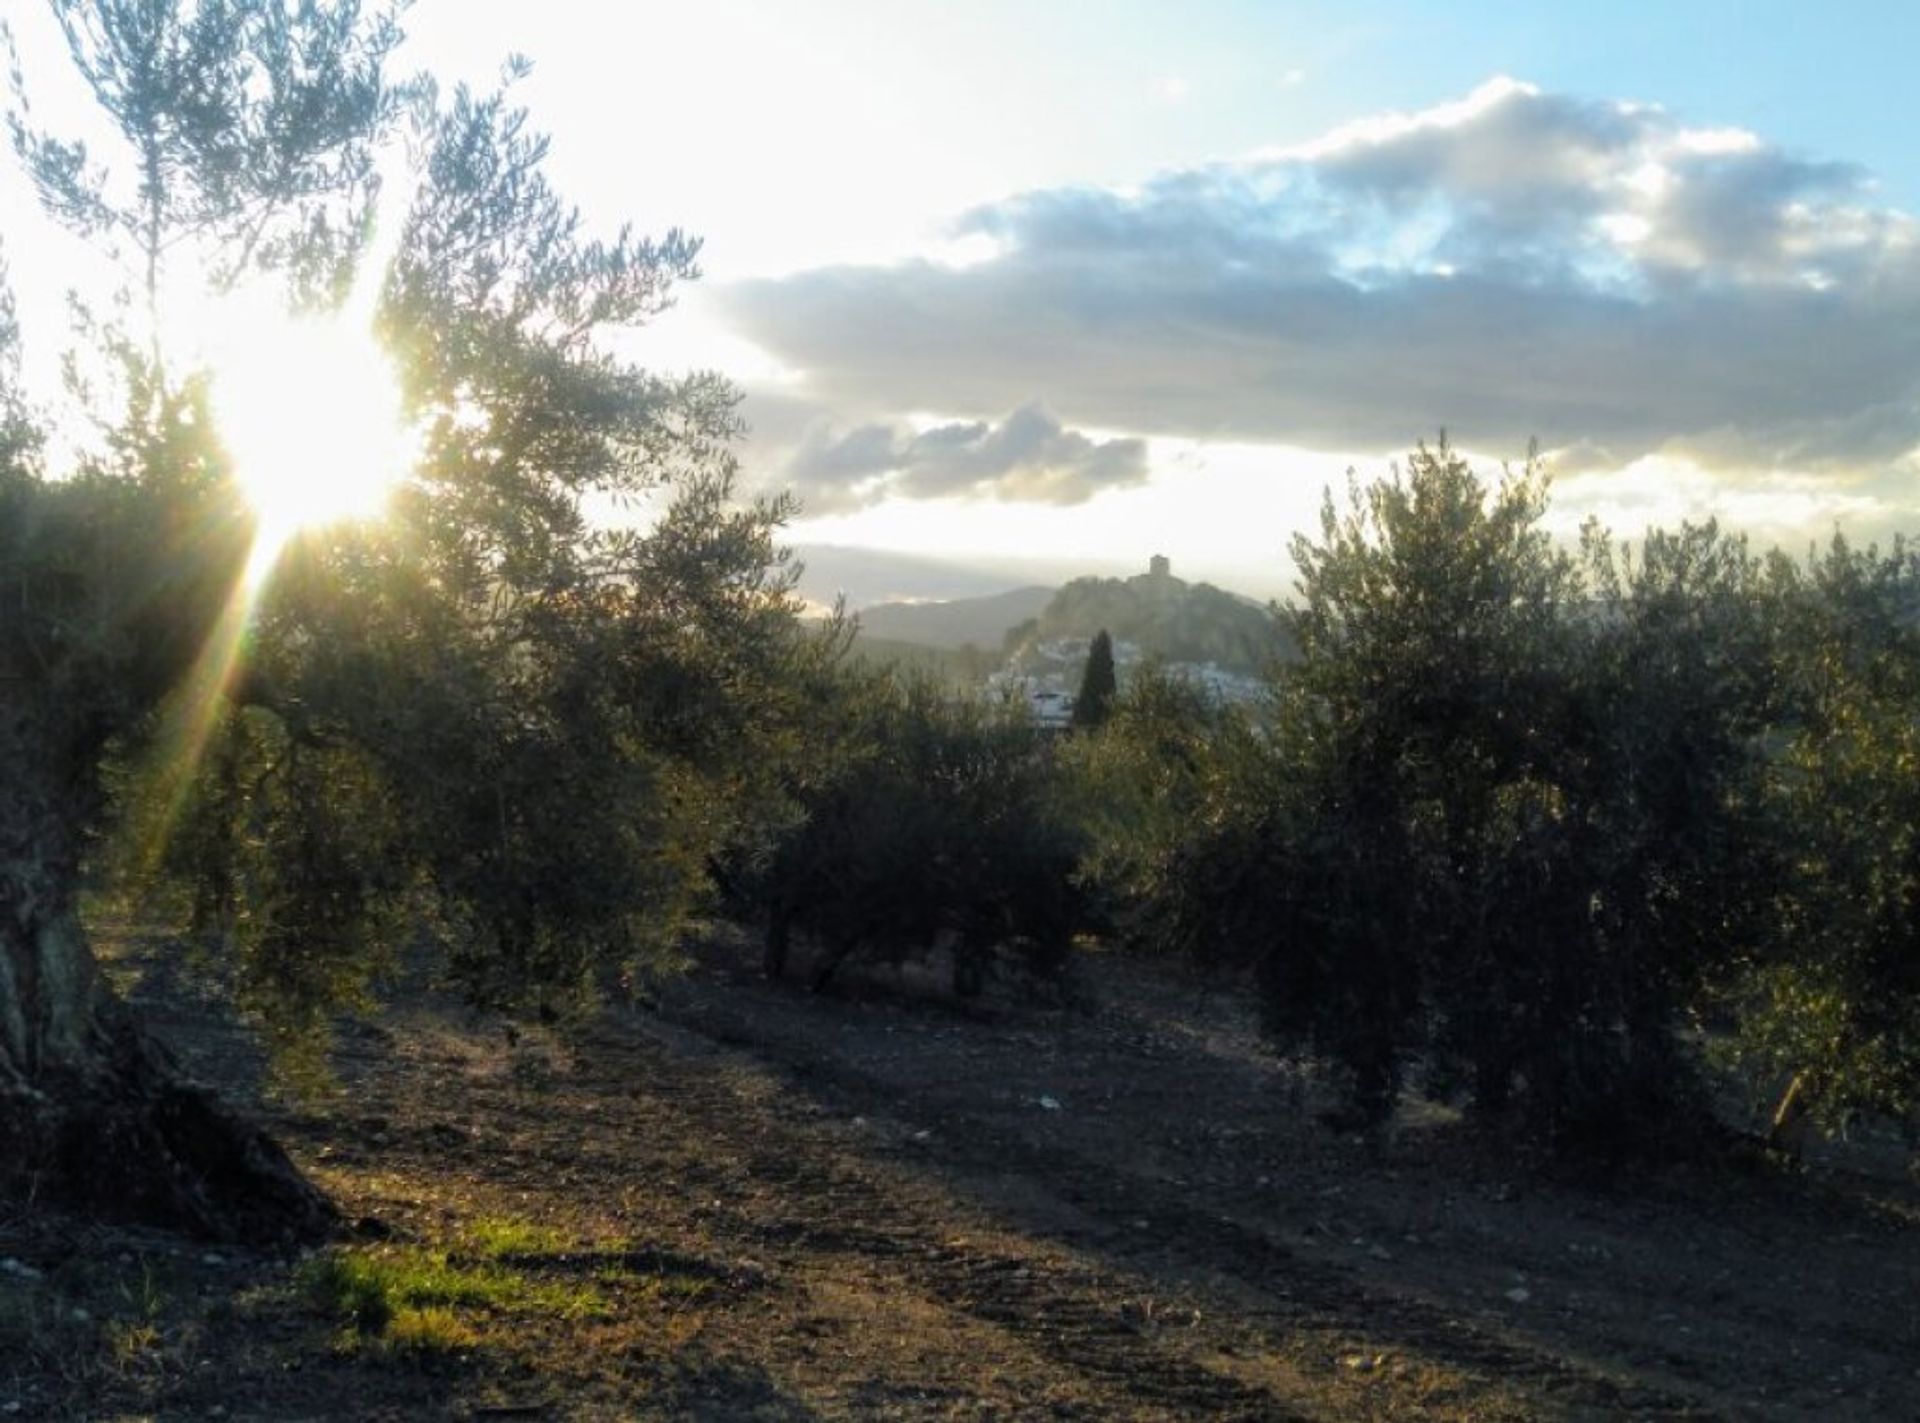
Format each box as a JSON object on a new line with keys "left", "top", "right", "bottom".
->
{"left": 208, "top": 290, "right": 416, "bottom": 586}
{"left": 115, "top": 553, "right": 260, "bottom": 885}
{"left": 202, "top": 159, "right": 419, "bottom": 586}
{"left": 120, "top": 160, "right": 420, "bottom": 877}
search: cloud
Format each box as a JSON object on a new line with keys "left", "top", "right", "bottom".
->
{"left": 720, "top": 78, "right": 1920, "bottom": 478}
{"left": 781, "top": 403, "right": 1150, "bottom": 513}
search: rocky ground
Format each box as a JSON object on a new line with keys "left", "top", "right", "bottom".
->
{"left": 3, "top": 929, "right": 1917, "bottom": 1420}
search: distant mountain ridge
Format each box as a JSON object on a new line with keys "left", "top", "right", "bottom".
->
{"left": 788, "top": 544, "right": 1132, "bottom": 612}
{"left": 855, "top": 586, "right": 1055, "bottom": 650}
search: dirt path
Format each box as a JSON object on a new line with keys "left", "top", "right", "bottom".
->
{"left": 647, "top": 943, "right": 1919, "bottom": 1420}
{"left": 4, "top": 934, "right": 1917, "bottom": 1420}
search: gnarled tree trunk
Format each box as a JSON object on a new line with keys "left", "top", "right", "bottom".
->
{"left": 0, "top": 718, "right": 335, "bottom": 1245}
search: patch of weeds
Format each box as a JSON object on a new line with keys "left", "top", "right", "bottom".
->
{"left": 467, "top": 1216, "right": 571, "bottom": 1258}
{"left": 301, "top": 1251, "right": 400, "bottom": 1337}
{"left": 105, "top": 1318, "right": 162, "bottom": 1369}
{"left": 385, "top": 1306, "right": 479, "bottom": 1353}
{"left": 637, "top": 1272, "right": 715, "bottom": 1308}
{"left": 111, "top": 1258, "right": 167, "bottom": 1335}
{"left": 299, "top": 1245, "right": 606, "bottom": 1349}
{"left": 522, "top": 1277, "right": 607, "bottom": 1321}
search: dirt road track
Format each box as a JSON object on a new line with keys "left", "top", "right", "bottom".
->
{"left": 634, "top": 943, "right": 1918, "bottom": 1420}
{"left": 12, "top": 934, "right": 1915, "bottom": 1420}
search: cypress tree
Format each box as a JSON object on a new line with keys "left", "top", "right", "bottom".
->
{"left": 1072, "top": 629, "right": 1118, "bottom": 729}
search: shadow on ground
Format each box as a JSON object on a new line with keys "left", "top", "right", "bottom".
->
{"left": 9, "top": 927, "right": 1915, "bottom": 1420}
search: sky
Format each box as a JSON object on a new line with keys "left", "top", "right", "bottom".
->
{"left": 5, "top": 1, "right": 1919, "bottom": 599}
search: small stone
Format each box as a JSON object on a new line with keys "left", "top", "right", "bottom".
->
{"left": 911, "top": 1129, "right": 933, "bottom": 1143}
{"left": 1369, "top": 1245, "right": 1393, "bottom": 1261}
{"left": 3, "top": 1400, "right": 22, "bottom": 1415}
{"left": 1037, "top": 1095, "right": 1062, "bottom": 1111}
{"left": 1505, "top": 1287, "right": 1531, "bottom": 1304}
{"left": 69, "top": 1307, "right": 90, "bottom": 1323}
{"left": 201, "top": 1253, "right": 225, "bottom": 1267}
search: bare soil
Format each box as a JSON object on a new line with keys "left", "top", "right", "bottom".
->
{"left": 3, "top": 929, "right": 1917, "bottom": 1420}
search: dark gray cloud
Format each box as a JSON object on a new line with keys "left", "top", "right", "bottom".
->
{"left": 720, "top": 79, "right": 1920, "bottom": 479}
{"left": 781, "top": 403, "right": 1149, "bottom": 513}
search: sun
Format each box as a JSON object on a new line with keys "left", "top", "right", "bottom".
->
{"left": 205, "top": 289, "right": 416, "bottom": 580}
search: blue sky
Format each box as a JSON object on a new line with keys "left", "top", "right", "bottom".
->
{"left": 390, "top": 1, "right": 1920, "bottom": 267}
{"left": 1192, "top": 1, "right": 1920, "bottom": 211}
{"left": 6, "top": 1, "right": 1918, "bottom": 596}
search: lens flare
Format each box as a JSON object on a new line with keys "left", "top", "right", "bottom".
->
{"left": 207, "top": 291, "right": 415, "bottom": 585}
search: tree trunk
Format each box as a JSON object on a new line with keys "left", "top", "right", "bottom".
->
{"left": 1, "top": 733, "right": 335, "bottom": 1245}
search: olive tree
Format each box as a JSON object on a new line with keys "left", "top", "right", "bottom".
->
{"left": 750, "top": 674, "right": 1086, "bottom": 997}
{"left": 1, "top": 0, "right": 407, "bottom": 1239}
{"left": 1140, "top": 444, "right": 1778, "bottom": 1148}
{"left": 1730, "top": 539, "right": 1920, "bottom": 1139}
{"left": 1, "top": 0, "right": 807, "bottom": 1237}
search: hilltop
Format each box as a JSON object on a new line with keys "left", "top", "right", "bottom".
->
{"left": 817, "top": 558, "right": 1292, "bottom": 699}
{"left": 1005, "top": 557, "right": 1292, "bottom": 675}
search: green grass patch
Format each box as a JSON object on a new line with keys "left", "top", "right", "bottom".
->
{"left": 638, "top": 1271, "right": 715, "bottom": 1306}
{"left": 384, "top": 1305, "right": 480, "bottom": 1353}
{"left": 466, "top": 1215, "right": 572, "bottom": 1258}
{"left": 298, "top": 1244, "right": 605, "bottom": 1346}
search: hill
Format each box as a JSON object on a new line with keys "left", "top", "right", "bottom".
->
{"left": 1006, "top": 558, "right": 1291, "bottom": 675}
{"left": 855, "top": 586, "right": 1054, "bottom": 651}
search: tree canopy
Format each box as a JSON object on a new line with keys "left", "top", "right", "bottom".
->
{"left": 1080, "top": 441, "right": 1920, "bottom": 1151}
{"left": 0, "top": 0, "right": 821, "bottom": 1234}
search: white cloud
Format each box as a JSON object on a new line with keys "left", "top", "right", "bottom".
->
{"left": 784, "top": 403, "right": 1150, "bottom": 512}
{"left": 720, "top": 78, "right": 1920, "bottom": 491}
{"left": 1269, "top": 75, "right": 1540, "bottom": 164}
{"left": 1548, "top": 455, "right": 1903, "bottom": 548}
